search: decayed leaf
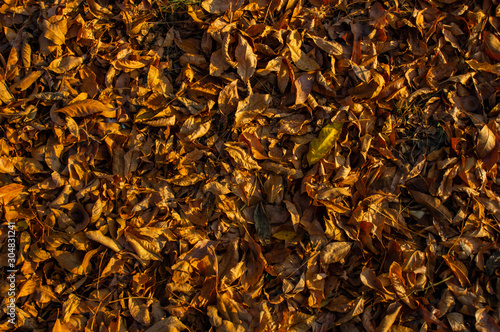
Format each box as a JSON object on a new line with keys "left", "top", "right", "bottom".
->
{"left": 234, "top": 93, "right": 271, "bottom": 127}
{"left": 485, "top": 251, "right": 500, "bottom": 275}
{"left": 352, "top": 64, "right": 371, "bottom": 83}
{"left": 254, "top": 203, "right": 271, "bottom": 245}
{"left": 210, "top": 49, "right": 231, "bottom": 76}
{"left": 18, "top": 279, "right": 38, "bottom": 298}
{"left": 409, "top": 190, "right": 452, "bottom": 221}
{"left": 320, "top": 242, "right": 352, "bottom": 264}
{"left": 389, "top": 262, "right": 415, "bottom": 309}
{"left": 129, "top": 297, "right": 151, "bottom": 326}
{"left": 10, "top": 71, "right": 42, "bottom": 92}
{"left": 207, "top": 306, "right": 223, "bottom": 327}
{"left": 307, "top": 122, "right": 343, "bottom": 165}
{"left": 284, "top": 200, "right": 300, "bottom": 231}
{"left": 475, "top": 308, "right": 500, "bottom": 332}
{"left": 61, "top": 294, "right": 81, "bottom": 323}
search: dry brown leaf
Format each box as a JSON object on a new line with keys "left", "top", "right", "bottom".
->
{"left": 484, "top": 31, "right": 500, "bottom": 62}
{"left": 129, "top": 297, "right": 151, "bottom": 326}
{"left": 13, "top": 157, "right": 45, "bottom": 174}
{"left": 409, "top": 190, "right": 452, "bottom": 221}
{"left": 376, "top": 302, "right": 402, "bottom": 332}
{"left": 234, "top": 93, "right": 271, "bottom": 127}
{"left": 10, "top": 71, "right": 42, "bottom": 92}
{"left": 443, "top": 254, "right": 471, "bottom": 287}
{"left": 475, "top": 308, "right": 500, "bottom": 332}
{"left": 0, "top": 183, "right": 26, "bottom": 204}
{"left": 47, "top": 56, "right": 85, "bottom": 74}
{"left": 235, "top": 35, "right": 257, "bottom": 83}
{"left": 202, "top": 0, "right": 231, "bottom": 14}
{"left": 288, "top": 30, "right": 320, "bottom": 71}
{"left": 476, "top": 124, "right": 496, "bottom": 158}
{"left": 307, "top": 34, "right": 344, "bottom": 58}
{"left": 0, "top": 80, "right": 15, "bottom": 104}
{"left": 320, "top": 242, "right": 352, "bottom": 264}
{"left": 145, "top": 316, "right": 188, "bottom": 332}
{"left": 43, "top": 15, "right": 67, "bottom": 45}
{"left": 225, "top": 142, "right": 261, "bottom": 171}
{"left": 56, "top": 99, "right": 113, "bottom": 118}
{"left": 85, "top": 230, "right": 122, "bottom": 252}
{"left": 295, "top": 73, "right": 314, "bottom": 105}
{"left": 253, "top": 203, "right": 271, "bottom": 245}
{"left": 218, "top": 79, "right": 239, "bottom": 114}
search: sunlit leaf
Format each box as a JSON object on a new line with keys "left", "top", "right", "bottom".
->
{"left": 320, "top": 241, "right": 352, "bottom": 264}
{"left": 307, "top": 122, "right": 343, "bottom": 165}
{"left": 484, "top": 31, "right": 500, "bottom": 62}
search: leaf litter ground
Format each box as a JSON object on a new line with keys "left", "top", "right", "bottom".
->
{"left": 1, "top": 0, "right": 500, "bottom": 331}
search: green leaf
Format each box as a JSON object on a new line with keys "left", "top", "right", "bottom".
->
{"left": 307, "top": 122, "right": 343, "bottom": 165}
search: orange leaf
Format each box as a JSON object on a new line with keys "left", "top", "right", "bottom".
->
{"left": 0, "top": 183, "right": 25, "bottom": 204}
{"left": 484, "top": 31, "right": 500, "bottom": 62}
{"left": 56, "top": 100, "right": 114, "bottom": 118}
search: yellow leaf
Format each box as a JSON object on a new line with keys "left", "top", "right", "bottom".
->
{"left": 272, "top": 230, "right": 297, "bottom": 240}
{"left": 307, "top": 122, "right": 343, "bottom": 165}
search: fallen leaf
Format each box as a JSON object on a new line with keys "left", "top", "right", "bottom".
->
{"left": 47, "top": 56, "right": 85, "bottom": 74}
{"left": 57, "top": 99, "right": 114, "bottom": 118}
{"left": 85, "top": 230, "right": 122, "bottom": 252}
{"left": 254, "top": 203, "right": 271, "bottom": 245}
{"left": 295, "top": 73, "right": 314, "bottom": 105}
{"left": 202, "top": 0, "right": 231, "bottom": 14}
{"left": 307, "top": 122, "right": 343, "bottom": 165}
{"left": 0, "top": 183, "right": 26, "bottom": 204}
{"left": 476, "top": 124, "right": 496, "bottom": 158}
{"left": 235, "top": 35, "right": 257, "bottom": 83}
{"left": 320, "top": 242, "right": 352, "bottom": 264}
{"left": 484, "top": 31, "right": 500, "bottom": 62}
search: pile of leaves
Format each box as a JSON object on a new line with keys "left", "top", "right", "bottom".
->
{"left": 1, "top": 0, "right": 500, "bottom": 330}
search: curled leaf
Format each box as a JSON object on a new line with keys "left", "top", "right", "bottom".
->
{"left": 484, "top": 31, "right": 500, "bottom": 62}
{"left": 476, "top": 124, "right": 496, "bottom": 158}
